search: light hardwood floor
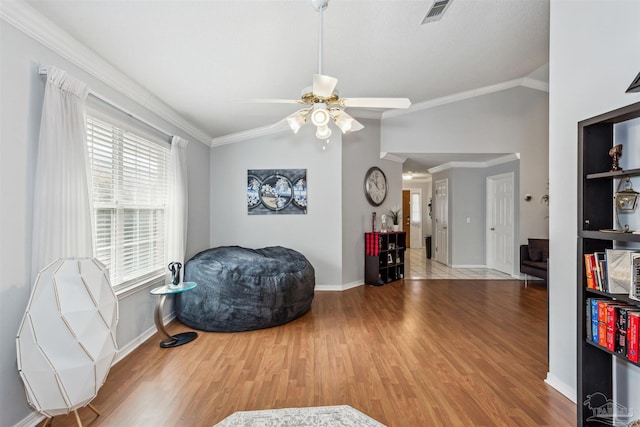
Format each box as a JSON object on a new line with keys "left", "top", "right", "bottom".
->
{"left": 44, "top": 279, "right": 574, "bottom": 427}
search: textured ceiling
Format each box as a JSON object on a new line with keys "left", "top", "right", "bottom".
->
{"left": 24, "top": 0, "right": 550, "bottom": 151}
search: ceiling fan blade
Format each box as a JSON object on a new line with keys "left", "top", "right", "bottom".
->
{"left": 245, "top": 98, "right": 302, "bottom": 104}
{"left": 341, "top": 98, "right": 412, "bottom": 109}
{"left": 313, "top": 74, "right": 338, "bottom": 98}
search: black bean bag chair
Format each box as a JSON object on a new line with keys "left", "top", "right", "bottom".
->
{"left": 175, "top": 246, "right": 315, "bottom": 332}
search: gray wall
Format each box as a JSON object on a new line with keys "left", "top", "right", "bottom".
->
{"left": 548, "top": 0, "right": 640, "bottom": 403}
{"left": 382, "top": 86, "right": 549, "bottom": 246}
{"left": 210, "top": 127, "right": 344, "bottom": 287}
{"left": 209, "top": 119, "right": 403, "bottom": 289}
{"left": 0, "top": 21, "right": 210, "bottom": 426}
{"left": 342, "top": 119, "right": 403, "bottom": 285}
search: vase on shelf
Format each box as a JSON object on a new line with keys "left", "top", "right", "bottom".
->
{"left": 392, "top": 224, "right": 400, "bottom": 232}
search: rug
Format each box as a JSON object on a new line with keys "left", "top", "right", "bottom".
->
{"left": 214, "top": 405, "right": 386, "bottom": 427}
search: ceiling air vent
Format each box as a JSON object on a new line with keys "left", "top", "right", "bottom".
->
{"left": 421, "top": 0, "right": 454, "bottom": 24}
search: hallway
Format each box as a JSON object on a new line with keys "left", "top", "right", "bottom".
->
{"left": 404, "top": 248, "right": 516, "bottom": 280}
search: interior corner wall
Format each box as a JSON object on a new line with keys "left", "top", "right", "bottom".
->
{"left": 548, "top": 0, "right": 640, "bottom": 404}
{"left": 0, "top": 21, "right": 211, "bottom": 426}
{"left": 209, "top": 127, "right": 343, "bottom": 287}
{"left": 341, "top": 119, "right": 402, "bottom": 285}
{"left": 381, "top": 86, "right": 549, "bottom": 247}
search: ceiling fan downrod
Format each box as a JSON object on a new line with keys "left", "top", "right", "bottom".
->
{"left": 312, "top": 0, "right": 329, "bottom": 75}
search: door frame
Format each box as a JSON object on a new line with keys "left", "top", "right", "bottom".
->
{"left": 434, "top": 178, "right": 449, "bottom": 266}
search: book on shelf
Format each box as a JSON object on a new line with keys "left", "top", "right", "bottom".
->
{"left": 597, "top": 300, "right": 609, "bottom": 347}
{"left": 584, "top": 254, "right": 597, "bottom": 289}
{"left": 632, "top": 254, "right": 640, "bottom": 302}
{"left": 590, "top": 299, "right": 603, "bottom": 344}
{"left": 605, "top": 302, "right": 629, "bottom": 352}
{"left": 628, "top": 311, "right": 640, "bottom": 363}
{"left": 594, "top": 252, "right": 606, "bottom": 291}
{"left": 617, "top": 306, "right": 638, "bottom": 355}
{"left": 606, "top": 249, "right": 638, "bottom": 294}
{"left": 586, "top": 299, "right": 592, "bottom": 342}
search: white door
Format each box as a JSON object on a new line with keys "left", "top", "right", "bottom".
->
{"left": 410, "top": 189, "right": 423, "bottom": 248}
{"left": 486, "top": 173, "right": 514, "bottom": 275}
{"left": 434, "top": 179, "right": 449, "bottom": 265}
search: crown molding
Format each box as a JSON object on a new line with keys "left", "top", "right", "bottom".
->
{"left": 484, "top": 153, "right": 520, "bottom": 166}
{"left": 383, "top": 77, "right": 549, "bottom": 120}
{"left": 0, "top": 0, "right": 212, "bottom": 146}
{"left": 349, "top": 110, "right": 383, "bottom": 120}
{"left": 427, "top": 153, "right": 519, "bottom": 174}
{"left": 381, "top": 152, "right": 406, "bottom": 163}
{"left": 210, "top": 122, "right": 290, "bottom": 147}
{"left": 521, "top": 77, "right": 549, "bottom": 92}
{"left": 403, "top": 177, "right": 431, "bottom": 184}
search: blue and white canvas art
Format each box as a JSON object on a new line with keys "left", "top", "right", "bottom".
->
{"left": 248, "top": 169, "right": 307, "bottom": 215}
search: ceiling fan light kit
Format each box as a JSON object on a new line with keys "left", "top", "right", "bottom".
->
{"left": 254, "top": 0, "right": 411, "bottom": 143}
{"left": 311, "top": 104, "right": 331, "bottom": 127}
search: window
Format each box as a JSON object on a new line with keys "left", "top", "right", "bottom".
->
{"left": 411, "top": 192, "right": 421, "bottom": 224}
{"left": 86, "top": 109, "right": 170, "bottom": 290}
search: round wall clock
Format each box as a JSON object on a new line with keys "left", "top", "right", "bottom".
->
{"left": 364, "top": 166, "right": 387, "bottom": 206}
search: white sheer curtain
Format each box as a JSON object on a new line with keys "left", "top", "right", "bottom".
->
{"left": 165, "top": 136, "right": 189, "bottom": 272}
{"left": 31, "top": 67, "right": 93, "bottom": 282}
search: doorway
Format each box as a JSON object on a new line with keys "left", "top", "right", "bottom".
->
{"left": 434, "top": 179, "right": 448, "bottom": 265}
{"left": 402, "top": 190, "right": 411, "bottom": 248}
{"left": 486, "top": 172, "right": 514, "bottom": 275}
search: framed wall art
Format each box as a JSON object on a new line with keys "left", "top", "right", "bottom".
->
{"left": 247, "top": 169, "right": 307, "bottom": 215}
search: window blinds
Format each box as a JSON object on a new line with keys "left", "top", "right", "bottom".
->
{"left": 86, "top": 114, "right": 170, "bottom": 289}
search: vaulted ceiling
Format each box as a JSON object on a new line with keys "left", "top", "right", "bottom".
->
{"left": 24, "top": 0, "right": 550, "bottom": 150}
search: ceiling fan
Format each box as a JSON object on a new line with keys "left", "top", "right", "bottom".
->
{"left": 250, "top": 0, "right": 411, "bottom": 141}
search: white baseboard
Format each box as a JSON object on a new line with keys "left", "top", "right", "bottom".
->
{"left": 13, "top": 411, "right": 44, "bottom": 427}
{"left": 545, "top": 372, "right": 576, "bottom": 403}
{"left": 450, "top": 264, "right": 486, "bottom": 269}
{"left": 315, "top": 281, "right": 363, "bottom": 292}
{"left": 114, "top": 313, "right": 175, "bottom": 364}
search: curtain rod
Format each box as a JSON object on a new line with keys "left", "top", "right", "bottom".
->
{"left": 38, "top": 65, "right": 173, "bottom": 140}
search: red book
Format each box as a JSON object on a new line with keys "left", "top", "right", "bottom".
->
{"left": 606, "top": 303, "right": 626, "bottom": 351}
{"left": 599, "top": 321, "right": 607, "bottom": 347}
{"left": 628, "top": 312, "right": 640, "bottom": 363}
{"left": 585, "top": 254, "right": 597, "bottom": 289}
{"left": 598, "top": 301, "right": 607, "bottom": 323}
{"left": 597, "top": 301, "right": 608, "bottom": 347}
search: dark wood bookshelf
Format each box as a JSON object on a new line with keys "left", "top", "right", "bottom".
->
{"left": 586, "top": 341, "right": 640, "bottom": 369}
{"left": 364, "top": 232, "right": 406, "bottom": 285}
{"left": 577, "top": 101, "right": 640, "bottom": 426}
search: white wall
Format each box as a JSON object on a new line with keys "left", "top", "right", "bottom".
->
{"left": 0, "top": 21, "right": 211, "bottom": 427}
{"left": 548, "top": 0, "right": 640, "bottom": 404}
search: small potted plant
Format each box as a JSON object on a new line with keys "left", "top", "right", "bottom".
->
{"left": 388, "top": 207, "right": 401, "bottom": 232}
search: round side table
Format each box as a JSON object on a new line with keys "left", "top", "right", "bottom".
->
{"left": 150, "top": 282, "right": 198, "bottom": 348}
